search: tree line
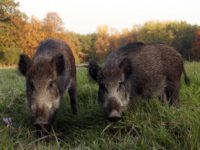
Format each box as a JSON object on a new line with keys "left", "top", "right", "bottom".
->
{"left": 0, "top": 0, "right": 200, "bottom": 65}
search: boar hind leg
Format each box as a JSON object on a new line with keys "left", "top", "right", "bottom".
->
{"left": 165, "top": 80, "right": 180, "bottom": 107}
{"left": 68, "top": 78, "right": 77, "bottom": 114}
{"left": 159, "top": 91, "right": 168, "bottom": 105}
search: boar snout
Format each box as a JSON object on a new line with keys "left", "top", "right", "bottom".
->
{"left": 33, "top": 119, "right": 49, "bottom": 127}
{"left": 108, "top": 110, "right": 122, "bottom": 122}
{"left": 31, "top": 105, "right": 55, "bottom": 134}
{"left": 33, "top": 119, "right": 51, "bottom": 133}
{"left": 105, "top": 97, "right": 123, "bottom": 122}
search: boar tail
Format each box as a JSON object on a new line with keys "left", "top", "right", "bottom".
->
{"left": 183, "top": 66, "right": 190, "bottom": 86}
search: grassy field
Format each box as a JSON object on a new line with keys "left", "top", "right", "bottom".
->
{"left": 0, "top": 62, "right": 200, "bottom": 149}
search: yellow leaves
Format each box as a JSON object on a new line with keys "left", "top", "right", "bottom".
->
{"left": 15, "top": 13, "right": 81, "bottom": 63}
{"left": 43, "top": 12, "right": 64, "bottom": 33}
{"left": 17, "top": 17, "right": 46, "bottom": 57}
{"left": 95, "top": 25, "right": 110, "bottom": 60}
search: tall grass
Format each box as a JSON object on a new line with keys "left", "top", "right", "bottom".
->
{"left": 0, "top": 62, "right": 199, "bottom": 149}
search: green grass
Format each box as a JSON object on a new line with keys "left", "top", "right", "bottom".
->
{"left": 0, "top": 62, "right": 200, "bottom": 149}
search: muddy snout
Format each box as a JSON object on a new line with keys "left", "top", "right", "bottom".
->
{"left": 105, "top": 97, "right": 123, "bottom": 122}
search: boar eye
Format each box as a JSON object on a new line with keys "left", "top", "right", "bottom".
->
{"left": 27, "top": 81, "right": 35, "bottom": 91}
{"left": 119, "top": 81, "right": 125, "bottom": 89}
{"left": 48, "top": 81, "right": 56, "bottom": 89}
{"left": 99, "top": 83, "right": 108, "bottom": 92}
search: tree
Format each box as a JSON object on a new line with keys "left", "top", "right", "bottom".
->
{"left": 95, "top": 25, "right": 110, "bottom": 61}
{"left": 191, "top": 30, "right": 200, "bottom": 60}
{"left": 0, "top": 0, "right": 20, "bottom": 21}
{"left": 78, "top": 33, "right": 97, "bottom": 61}
{"left": 0, "top": 0, "right": 26, "bottom": 65}
{"left": 43, "top": 12, "right": 64, "bottom": 36}
{"left": 17, "top": 16, "right": 46, "bottom": 57}
{"left": 135, "top": 21, "right": 197, "bottom": 60}
{"left": 167, "top": 22, "right": 198, "bottom": 60}
{"left": 137, "top": 21, "right": 171, "bottom": 43}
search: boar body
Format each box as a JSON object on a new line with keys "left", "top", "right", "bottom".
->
{"left": 89, "top": 42, "right": 189, "bottom": 122}
{"left": 18, "top": 39, "right": 77, "bottom": 131}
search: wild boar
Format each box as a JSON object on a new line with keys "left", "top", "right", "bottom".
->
{"left": 89, "top": 42, "right": 190, "bottom": 122}
{"left": 18, "top": 39, "right": 77, "bottom": 135}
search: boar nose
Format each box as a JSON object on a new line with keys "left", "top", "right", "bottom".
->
{"left": 108, "top": 110, "right": 122, "bottom": 122}
{"left": 34, "top": 120, "right": 49, "bottom": 126}
{"left": 33, "top": 115, "right": 48, "bottom": 125}
{"left": 32, "top": 105, "right": 50, "bottom": 124}
{"left": 33, "top": 117, "right": 49, "bottom": 130}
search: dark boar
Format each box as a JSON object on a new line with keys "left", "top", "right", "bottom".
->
{"left": 89, "top": 42, "right": 190, "bottom": 122}
{"left": 18, "top": 39, "right": 77, "bottom": 135}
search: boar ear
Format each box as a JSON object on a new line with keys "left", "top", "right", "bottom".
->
{"left": 119, "top": 58, "right": 132, "bottom": 78}
{"left": 18, "top": 54, "right": 31, "bottom": 76}
{"left": 88, "top": 59, "right": 100, "bottom": 81}
{"left": 51, "top": 54, "right": 65, "bottom": 76}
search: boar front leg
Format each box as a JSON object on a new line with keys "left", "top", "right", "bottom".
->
{"left": 159, "top": 91, "right": 168, "bottom": 105}
{"left": 68, "top": 78, "right": 77, "bottom": 114}
{"left": 165, "top": 80, "right": 180, "bottom": 107}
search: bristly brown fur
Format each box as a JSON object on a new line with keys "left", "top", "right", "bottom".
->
{"left": 89, "top": 42, "right": 190, "bottom": 121}
{"left": 18, "top": 39, "right": 77, "bottom": 134}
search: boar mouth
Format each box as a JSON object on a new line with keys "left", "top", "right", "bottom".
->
{"left": 34, "top": 124, "right": 51, "bottom": 139}
{"left": 108, "top": 116, "right": 121, "bottom": 122}
{"left": 104, "top": 97, "right": 123, "bottom": 122}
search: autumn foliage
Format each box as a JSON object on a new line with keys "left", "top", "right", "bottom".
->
{"left": 0, "top": 0, "right": 200, "bottom": 65}
{"left": 191, "top": 30, "right": 200, "bottom": 60}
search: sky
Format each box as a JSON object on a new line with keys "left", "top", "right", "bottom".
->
{"left": 16, "top": 0, "right": 200, "bottom": 34}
